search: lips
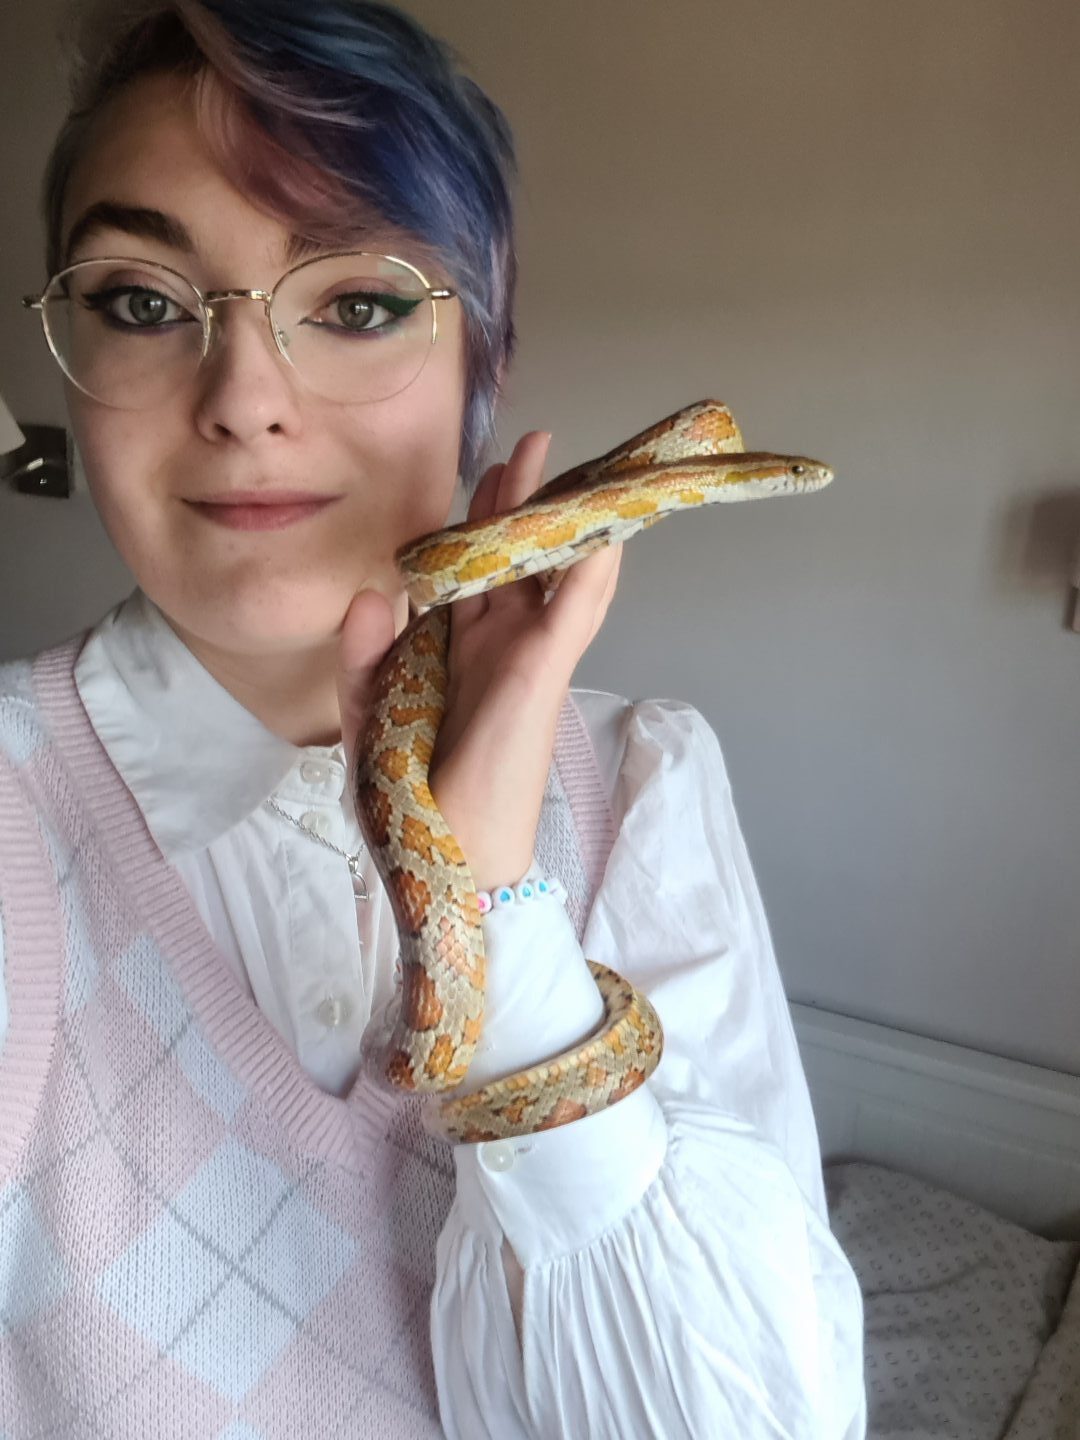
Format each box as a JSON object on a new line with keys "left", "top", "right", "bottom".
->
{"left": 187, "top": 490, "right": 342, "bottom": 532}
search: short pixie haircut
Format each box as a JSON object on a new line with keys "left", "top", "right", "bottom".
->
{"left": 43, "top": 0, "right": 518, "bottom": 486}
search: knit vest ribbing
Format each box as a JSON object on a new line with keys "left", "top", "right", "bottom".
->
{"left": 0, "top": 638, "right": 615, "bottom": 1440}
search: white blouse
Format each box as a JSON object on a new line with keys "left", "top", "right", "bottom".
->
{"left": 18, "top": 589, "right": 865, "bottom": 1437}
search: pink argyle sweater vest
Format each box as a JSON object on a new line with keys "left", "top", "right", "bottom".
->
{"left": 0, "top": 639, "right": 615, "bottom": 1439}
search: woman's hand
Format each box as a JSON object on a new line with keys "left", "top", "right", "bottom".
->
{"left": 337, "top": 431, "right": 621, "bottom": 891}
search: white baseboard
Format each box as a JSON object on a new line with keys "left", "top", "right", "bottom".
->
{"left": 790, "top": 1002, "right": 1080, "bottom": 1240}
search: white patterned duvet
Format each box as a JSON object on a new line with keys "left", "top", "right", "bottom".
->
{"left": 826, "top": 1162, "right": 1080, "bottom": 1440}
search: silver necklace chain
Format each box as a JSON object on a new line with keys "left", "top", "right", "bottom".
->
{"left": 264, "top": 796, "right": 370, "bottom": 902}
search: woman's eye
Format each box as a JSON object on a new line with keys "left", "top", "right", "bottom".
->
{"left": 334, "top": 294, "right": 381, "bottom": 330}
{"left": 83, "top": 287, "right": 193, "bottom": 328}
{"left": 307, "top": 290, "right": 422, "bottom": 334}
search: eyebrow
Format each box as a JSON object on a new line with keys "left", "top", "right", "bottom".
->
{"left": 63, "top": 201, "right": 333, "bottom": 269}
{"left": 65, "top": 202, "right": 192, "bottom": 261}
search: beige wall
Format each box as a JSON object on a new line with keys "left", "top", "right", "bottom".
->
{"left": 2, "top": 1, "right": 1078, "bottom": 1070}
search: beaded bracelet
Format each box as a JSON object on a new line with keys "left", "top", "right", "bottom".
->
{"left": 476, "top": 873, "right": 564, "bottom": 915}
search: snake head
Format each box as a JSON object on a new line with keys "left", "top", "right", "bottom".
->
{"left": 782, "top": 457, "right": 833, "bottom": 492}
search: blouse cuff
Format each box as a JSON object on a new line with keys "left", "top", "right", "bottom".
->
{"left": 458, "top": 882, "right": 604, "bottom": 1094}
{"left": 452, "top": 860, "right": 668, "bottom": 1263}
{"left": 453, "top": 1084, "right": 668, "bottom": 1264}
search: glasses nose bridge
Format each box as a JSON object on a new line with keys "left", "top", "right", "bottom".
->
{"left": 202, "top": 287, "right": 283, "bottom": 359}
{"left": 204, "top": 288, "right": 273, "bottom": 308}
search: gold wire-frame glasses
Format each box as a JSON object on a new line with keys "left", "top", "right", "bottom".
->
{"left": 22, "top": 250, "right": 458, "bottom": 410}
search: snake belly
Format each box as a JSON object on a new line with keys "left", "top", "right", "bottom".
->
{"left": 354, "top": 400, "right": 833, "bottom": 1142}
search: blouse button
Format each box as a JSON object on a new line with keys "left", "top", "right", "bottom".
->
{"left": 300, "top": 760, "right": 327, "bottom": 784}
{"left": 316, "top": 994, "right": 352, "bottom": 1028}
{"left": 301, "top": 809, "right": 331, "bottom": 839}
{"left": 479, "top": 1140, "right": 516, "bottom": 1174}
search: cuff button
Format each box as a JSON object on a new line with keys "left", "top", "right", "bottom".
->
{"left": 479, "top": 1140, "right": 516, "bottom": 1173}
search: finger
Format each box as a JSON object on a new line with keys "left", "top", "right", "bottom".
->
{"left": 466, "top": 460, "right": 506, "bottom": 525}
{"left": 475, "top": 431, "right": 554, "bottom": 628}
{"left": 456, "top": 433, "right": 553, "bottom": 636}
{"left": 454, "top": 461, "right": 507, "bottom": 632}
{"left": 337, "top": 588, "right": 397, "bottom": 767}
{"left": 496, "top": 430, "right": 551, "bottom": 511}
{"left": 544, "top": 540, "right": 623, "bottom": 650}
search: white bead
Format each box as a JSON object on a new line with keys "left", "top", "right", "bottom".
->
{"left": 479, "top": 1140, "right": 515, "bottom": 1173}
{"left": 481, "top": 875, "right": 561, "bottom": 908}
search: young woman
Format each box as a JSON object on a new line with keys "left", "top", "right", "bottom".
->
{"left": 0, "top": 2, "right": 866, "bottom": 1435}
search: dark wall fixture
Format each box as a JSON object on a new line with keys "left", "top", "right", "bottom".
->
{"left": 0, "top": 423, "right": 70, "bottom": 498}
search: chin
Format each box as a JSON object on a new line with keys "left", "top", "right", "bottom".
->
{"left": 162, "top": 576, "right": 353, "bottom": 658}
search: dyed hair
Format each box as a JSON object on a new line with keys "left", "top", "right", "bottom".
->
{"left": 43, "top": 0, "right": 518, "bottom": 486}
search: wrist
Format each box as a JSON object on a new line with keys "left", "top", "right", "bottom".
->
{"left": 470, "top": 854, "right": 532, "bottom": 893}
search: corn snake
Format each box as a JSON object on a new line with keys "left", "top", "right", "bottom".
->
{"left": 354, "top": 400, "right": 832, "bottom": 1143}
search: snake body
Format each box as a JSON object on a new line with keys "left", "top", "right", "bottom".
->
{"left": 355, "top": 401, "right": 832, "bottom": 1143}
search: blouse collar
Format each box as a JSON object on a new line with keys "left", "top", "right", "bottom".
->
{"left": 74, "top": 589, "right": 340, "bottom": 858}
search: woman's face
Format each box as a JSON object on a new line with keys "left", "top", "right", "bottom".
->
{"left": 60, "top": 70, "right": 467, "bottom": 659}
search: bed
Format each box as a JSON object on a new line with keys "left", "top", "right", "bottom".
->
{"left": 790, "top": 1003, "right": 1080, "bottom": 1439}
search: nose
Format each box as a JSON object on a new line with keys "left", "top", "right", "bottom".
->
{"left": 193, "top": 296, "right": 303, "bottom": 444}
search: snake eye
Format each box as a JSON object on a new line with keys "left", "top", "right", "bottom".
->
{"left": 791, "top": 464, "right": 806, "bottom": 475}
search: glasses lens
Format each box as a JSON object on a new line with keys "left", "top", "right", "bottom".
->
{"left": 42, "top": 260, "right": 205, "bottom": 410}
{"left": 271, "top": 254, "right": 436, "bottom": 403}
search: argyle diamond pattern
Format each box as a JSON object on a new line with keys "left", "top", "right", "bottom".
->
{"left": 96, "top": 1140, "right": 355, "bottom": 1401}
{"left": 114, "top": 937, "right": 247, "bottom": 1121}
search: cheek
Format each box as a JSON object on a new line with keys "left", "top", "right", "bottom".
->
{"left": 68, "top": 401, "right": 155, "bottom": 529}
{"left": 66, "top": 397, "right": 193, "bottom": 589}
{"left": 344, "top": 342, "right": 467, "bottom": 538}
{"left": 384, "top": 409, "right": 461, "bottom": 524}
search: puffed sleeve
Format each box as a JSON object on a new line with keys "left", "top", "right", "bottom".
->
{"left": 430, "top": 697, "right": 867, "bottom": 1440}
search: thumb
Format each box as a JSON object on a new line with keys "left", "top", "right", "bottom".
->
{"left": 337, "top": 589, "right": 397, "bottom": 769}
